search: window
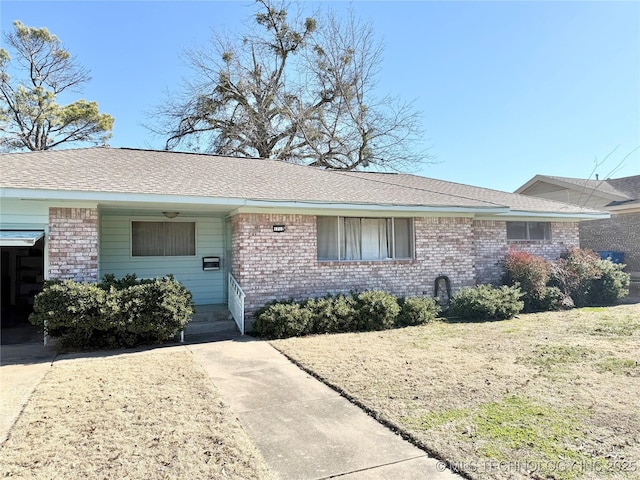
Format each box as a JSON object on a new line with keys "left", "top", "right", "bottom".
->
{"left": 506, "top": 221, "right": 551, "bottom": 241}
{"left": 317, "top": 216, "right": 413, "bottom": 261}
{"left": 132, "top": 221, "right": 196, "bottom": 256}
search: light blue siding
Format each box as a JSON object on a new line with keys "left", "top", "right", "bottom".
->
{"left": 99, "top": 214, "right": 226, "bottom": 305}
{"left": 0, "top": 199, "right": 49, "bottom": 229}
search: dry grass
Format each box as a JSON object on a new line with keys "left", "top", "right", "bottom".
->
{"left": 272, "top": 304, "right": 640, "bottom": 480}
{"left": 0, "top": 347, "right": 274, "bottom": 480}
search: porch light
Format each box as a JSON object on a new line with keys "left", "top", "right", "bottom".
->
{"left": 162, "top": 211, "right": 180, "bottom": 219}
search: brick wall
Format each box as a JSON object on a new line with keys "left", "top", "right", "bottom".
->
{"left": 473, "top": 220, "right": 508, "bottom": 285}
{"left": 231, "top": 214, "right": 582, "bottom": 319}
{"left": 579, "top": 214, "right": 640, "bottom": 273}
{"left": 231, "top": 214, "right": 477, "bottom": 318}
{"left": 473, "top": 220, "right": 579, "bottom": 285}
{"left": 473, "top": 221, "right": 579, "bottom": 284}
{"left": 48, "top": 207, "right": 99, "bottom": 282}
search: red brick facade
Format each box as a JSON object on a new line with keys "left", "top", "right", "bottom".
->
{"left": 231, "top": 213, "right": 580, "bottom": 317}
{"left": 48, "top": 207, "right": 99, "bottom": 282}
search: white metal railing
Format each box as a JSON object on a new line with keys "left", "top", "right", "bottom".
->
{"left": 228, "top": 273, "right": 246, "bottom": 335}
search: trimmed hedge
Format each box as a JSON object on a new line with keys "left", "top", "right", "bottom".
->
{"left": 354, "top": 290, "right": 401, "bottom": 331}
{"left": 448, "top": 284, "right": 524, "bottom": 321}
{"left": 253, "top": 291, "right": 440, "bottom": 339}
{"left": 30, "top": 275, "right": 193, "bottom": 349}
{"left": 305, "top": 294, "right": 357, "bottom": 334}
{"left": 397, "top": 296, "right": 441, "bottom": 327}
{"left": 252, "top": 302, "right": 313, "bottom": 339}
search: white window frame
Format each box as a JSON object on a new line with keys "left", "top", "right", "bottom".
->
{"left": 317, "top": 216, "right": 414, "bottom": 261}
{"left": 131, "top": 221, "right": 197, "bottom": 257}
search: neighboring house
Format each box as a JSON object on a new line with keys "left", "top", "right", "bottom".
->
{"left": 1, "top": 148, "right": 607, "bottom": 333}
{"left": 516, "top": 175, "right": 640, "bottom": 276}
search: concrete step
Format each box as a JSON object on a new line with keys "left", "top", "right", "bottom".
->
{"left": 191, "top": 305, "right": 231, "bottom": 323}
{"left": 183, "top": 305, "right": 238, "bottom": 337}
{"left": 184, "top": 318, "right": 238, "bottom": 335}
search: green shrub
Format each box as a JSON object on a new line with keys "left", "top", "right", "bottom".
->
{"left": 30, "top": 280, "right": 118, "bottom": 347}
{"left": 252, "top": 302, "right": 313, "bottom": 339}
{"left": 99, "top": 273, "right": 154, "bottom": 289}
{"left": 551, "top": 249, "right": 602, "bottom": 307}
{"left": 254, "top": 290, "right": 411, "bottom": 339}
{"left": 30, "top": 275, "right": 193, "bottom": 349}
{"left": 397, "top": 296, "right": 440, "bottom": 327}
{"left": 502, "top": 250, "right": 552, "bottom": 312}
{"left": 535, "top": 286, "right": 574, "bottom": 311}
{"left": 588, "top": 260, "right": 630, "bottom": 306}
{"left": 305, "top": 294, "right": 357, "bottom": 334}
{"left": 448, "top": 284, "right": 524, "bottom": 321}
{"left": 119, "top": 277, "right": 194, "bottom": 344}
{"left": 354, "top": 290, "right": 401, "bottom": 331}
{"left": 551, "top": 248, "right": 630, "bottom": 307}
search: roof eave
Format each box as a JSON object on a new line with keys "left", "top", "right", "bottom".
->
{"left": 493, "top": 210, "right": 610, "bottom": 221}
{"left": 1, "top": 187, "right": 511, "bottom": 215}
{"left": 3, "top": 187, "right": 606, "bottom": 219}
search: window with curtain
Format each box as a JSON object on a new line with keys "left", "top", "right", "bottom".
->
{"left": 317, "top": 217, "right": 413, "bottom": 261}
{"left": 131, "top": 221, "right": 196, "bottom": 256}
{"left": 506, "top": 221, "right": 551, "bottom": 241}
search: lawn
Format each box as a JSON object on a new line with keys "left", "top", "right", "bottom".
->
{"left": 0, "top": 347, "right": 274, "bottom": 480}
{"left": 272, "top": 304, "right": 640, "bottom": 480}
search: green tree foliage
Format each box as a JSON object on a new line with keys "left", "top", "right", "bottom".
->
{"left": 0, "top": 21, "right": 114, "bottom": 151}
{"left": 157, "top": 0, "right": 428, "bottom": 171}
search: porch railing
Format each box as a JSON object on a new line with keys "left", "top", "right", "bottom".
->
{"left": 228, "top": 273, "right": 246, "bottom": 335}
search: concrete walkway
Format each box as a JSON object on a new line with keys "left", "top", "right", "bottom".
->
{"left": 187, "top": 337, "right": 461, "bottom": 480}
{"left": 1, "top": 333, "right": 461, "bottom": 479}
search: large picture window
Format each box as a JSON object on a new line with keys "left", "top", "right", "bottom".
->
{"left": 317, "top": 217, "right": 413, "bottom": 261}
{"left": 131, "top": 221, "right": 196, "bottom": 256}
{"left": 506, "top": 221, "right": 551, "bottom": 241}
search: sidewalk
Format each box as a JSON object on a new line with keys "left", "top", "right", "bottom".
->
{"left": 187, "top": 337, "right": 462, "bottom": 480}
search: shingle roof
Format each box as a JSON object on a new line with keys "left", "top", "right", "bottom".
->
{"left": 341, "top": 172, "right": 598, "bottom": 214}
{"left": 542, "top": 175, "right": 639, "bottom": 201}
{"left": 604, "top": 176, "right": 640, "bottom": 201}
{"left": 0, "top": 147, "right": 603, "bottom": 216}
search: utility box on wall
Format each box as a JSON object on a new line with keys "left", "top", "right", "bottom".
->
{"left": 202, "top": 256, "right": 220, "bottom": 271}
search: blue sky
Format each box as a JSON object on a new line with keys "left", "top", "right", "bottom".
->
{"left": 1, "top": 1, "right": 638, "bottom": 191}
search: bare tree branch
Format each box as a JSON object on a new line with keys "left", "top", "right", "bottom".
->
{"left": 150, "top": 1, "right": 431, "bottom": 171}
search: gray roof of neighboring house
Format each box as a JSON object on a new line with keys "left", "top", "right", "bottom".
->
{"left": 545, "top": 175, "right": 638, "bottom": 200}
{"left": 0, "top": 147, "right": 604, "bottom": 216}
{"left": 517, "top": 174, "right": 640, "bottom": 207}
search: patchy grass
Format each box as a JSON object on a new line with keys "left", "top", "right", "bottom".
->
{"left": 581, "top": 317, "right": 640, "bottom": 337}
{"left": 0, "top": 348, "right": 274, "bottom": 480}
{"left": 273, "top": 304, "right": 640, "bottom": 480}
{"left": 594, "top": 357, "right": 639, "bottom": 376}
{"left": 517, "top": 344, "right": 597, "bottom": 370}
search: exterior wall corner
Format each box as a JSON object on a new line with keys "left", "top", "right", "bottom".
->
{"left": 48, "top": 207, "right": 99, "bottom": 282}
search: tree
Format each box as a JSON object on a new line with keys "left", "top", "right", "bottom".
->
{"left": 157, "top": 1, "right": 429, "bottom": 170}
{"left": 0, "top": 21, "right": 114, "bottom": 152}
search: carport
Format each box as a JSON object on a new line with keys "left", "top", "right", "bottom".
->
{"left": 1, "top": 231, "right": 45, "bottom": 344}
